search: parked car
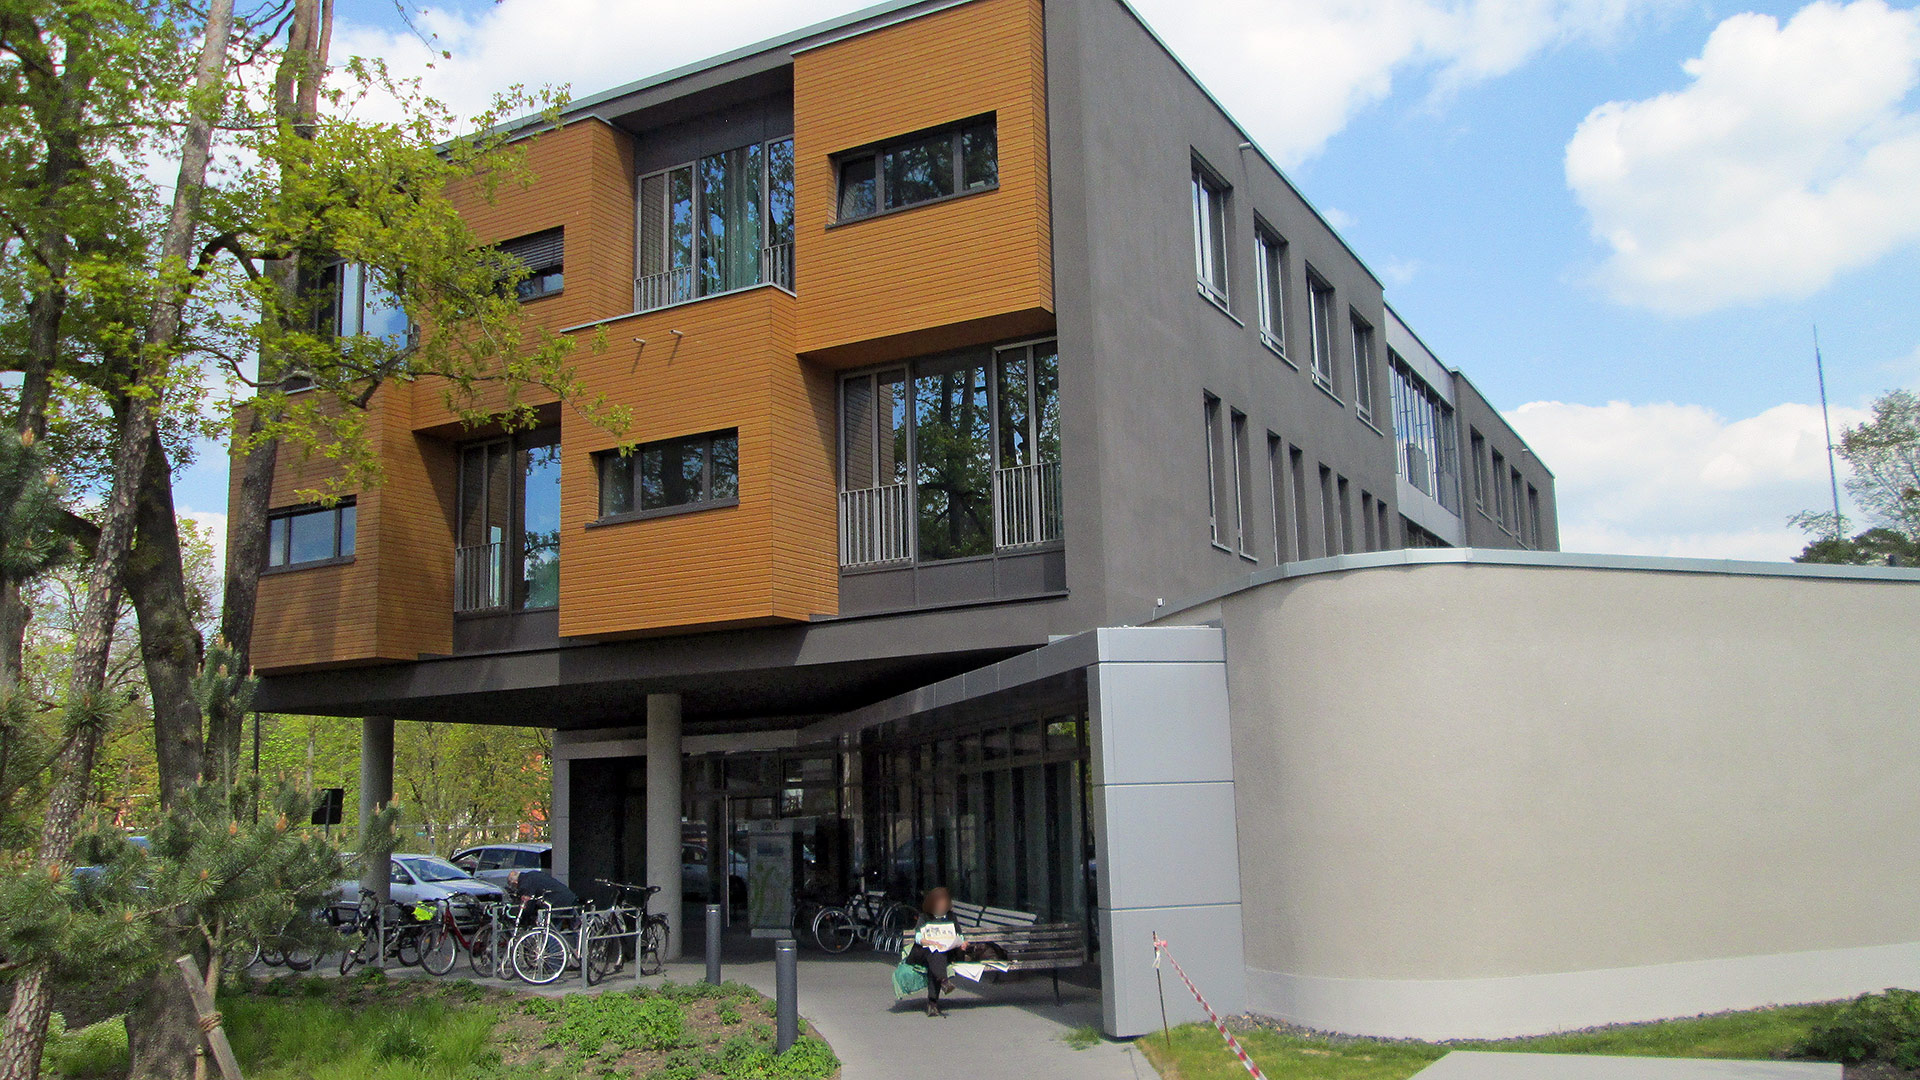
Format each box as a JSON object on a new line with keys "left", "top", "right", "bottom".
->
{"left": 682, "top": 842, "right": 748, "bottom": 904}
{"left": 330, "top": 854, "right": 504, "bottom": 920}
{"left": 450, "top": 842, "right": 550, "bottom": 885}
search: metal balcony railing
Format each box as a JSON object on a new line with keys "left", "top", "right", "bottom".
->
{"left": 454, "top": 541, "right": 507, "bottom": 613}
{"left": 633, "top": 243, "right": 795, "bottom": 314}
{"left": 838, "top": 484, "right": 912, "bottom": 568}
{"left": 992, "top": 461, "right": 1063, "bottom": 549}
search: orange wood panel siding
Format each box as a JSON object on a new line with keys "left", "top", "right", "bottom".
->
{"left": 792, "top": 0, "right": 1053, "bottom": 365}
{"left": 557, "top": 287, "right": 837, "bottom": 637}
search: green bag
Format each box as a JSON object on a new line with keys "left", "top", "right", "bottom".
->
{"left": 892, "top": 942, "right": 928, "bottom": 998}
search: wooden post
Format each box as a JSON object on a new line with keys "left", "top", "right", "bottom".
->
{"left": 174, "top": 955, "right": 245, "bottom": 1080}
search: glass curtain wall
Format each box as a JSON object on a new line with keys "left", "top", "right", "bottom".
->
{"left": 638, "top": 138, "right": 795, "bottom": 310}
{"left": 1390, "top": 359, "right": 1460, "bottom": 513}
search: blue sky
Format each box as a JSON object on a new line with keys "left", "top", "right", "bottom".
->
{"left": 174, "top": 0, "right": 1920, "bottom": 559}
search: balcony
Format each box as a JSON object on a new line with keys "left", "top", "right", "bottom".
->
{"left": 838, "top": 462, "right": 1061, "bottom": 570}
{"left": 454, "top": 541, "right": 506, "bottom": 613}
{"left": 635, "top": 243, "right": 794, "bottom": 314}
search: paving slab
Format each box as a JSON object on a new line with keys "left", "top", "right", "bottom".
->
{"left": 1412, "top": 1052, "right": 1842, "bottom": 1079}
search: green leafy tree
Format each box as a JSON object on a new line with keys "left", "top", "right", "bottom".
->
{"left": 1793, "top": 389, "right": 1920, "bottom": 563}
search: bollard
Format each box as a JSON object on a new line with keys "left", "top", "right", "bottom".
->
{"left": 774, "top": 939, "right": 798, "bottom": 1053}
{"left": 705, "top": 904, "right": 722, "bottom": 985}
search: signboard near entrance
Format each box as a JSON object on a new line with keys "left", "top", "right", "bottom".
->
{"left": 745, "top": 818, "right": 816, "bottom": 938}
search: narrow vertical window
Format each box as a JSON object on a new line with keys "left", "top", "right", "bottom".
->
{"left": 1255, "top": 226, "right": 1287, "bottom": 358}
{"left": 1267, "top": 433, "right": 1286, "bottom": 564}
{"left": 1361, "top": 491, "right": 1377, "bottom": 551}
{"left": 1307, "top": 270, "right": 1336, "bottom": 394}
{"left": 1231, "top": 409, "right": 1253, "bottom": 558}
{"left": 1470, "top": 430, "right": 1488, "bottom": 511}
{"left": 1377, "top": 501, "right": 1391, "bottom": 551}
{"left": 1192, "top": 161, "right": 1230, "bottom": 306}
{"left": 1290, "top": 446, "right": 1311, "bottom": 559}
{"left": 1204, "top": 394, "right": 1226, "bottom": 547}
{"left": 1319, "top": 465, "right": 1339, "bottom": 557}
{"left": 1528, "top": 486, "right": 1543, "bottom": 548}
{"left": 1350, "top": 313, "right": 1376, "bottom": 423}
{"left": 1337, "top": 476, "right": 1353, "bottom": 554}
{"left": 1489, "top": 450, "right": 1508, "bottom": 526}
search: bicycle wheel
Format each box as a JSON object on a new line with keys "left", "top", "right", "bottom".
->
{"left": 639, "top": 918, "right": 665, "bottom": 976}
{"left": 468, "top": 926, "right": 498, "bottom": 978}
{"left": 420, "top": 924, "right": 458, "bottom": 976}
{"left": 395, "top": 928, "right": 425, "bottom": 968}
{"left": 260, "top": 945, "right": 286, "bottom": 968}
{"left": 879, "top": 902, "right": 917, "bottom": 947}
{"left": 280, "top": 939, "right": 320, "bottom": 972}
{"left": 512, "top": 929, "right": 571, "bottom": 985}
{"left": 583, "top": 913, "right": 622, "bottom": 986}
{"left": 812, "top": 907, "right": 856, "bottom": 953}
{"left": 339, "top": 931, "right": 377, "bottom": 975}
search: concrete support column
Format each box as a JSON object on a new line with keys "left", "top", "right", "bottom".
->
{"left": 549, "top": 753, "right": 572, "bottom": 884}
{"left": 646, "top": 694, "right": 683, "bottom": 960}
{"left": 359, "top": 716, "right": 395, "bottom": 903}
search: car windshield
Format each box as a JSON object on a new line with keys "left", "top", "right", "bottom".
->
{"left": 401, "top": 857, "right": 470, "bottom": 883}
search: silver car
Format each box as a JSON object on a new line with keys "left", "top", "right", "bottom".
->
{"left": 331, "top": 854, "right": 504, "bottom": 920}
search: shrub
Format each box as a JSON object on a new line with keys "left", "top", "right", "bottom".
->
{"left": 43, "top": 1014, "right": 129, "bottom": 1079}
{"left": 1796, "top": 989, "right": 1920, "bottom": 1064}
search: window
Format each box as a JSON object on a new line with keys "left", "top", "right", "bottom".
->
{"left": 1268, "top": 434, "right": 1286, "bottom": 563}
{"left": 1231, "top": 410, "right": 1254, "bottom": 558}
{"left": 1319, "top": 465, "right": 1339, "bottom": 557}
{"left": 456, "top": 429, "right": 561, "bottom": 613}
{"left": 1391, "top": 357, "right": 1461, "bottom": 514}
{"left": 1204, "top": 394, "right": 1227, "bottom": 548}
{"left": 1528, "top": 485, "right": 1543, "bottom": 548}
{"left": 1361, "top": 491, "right": 1377, "bottom": 551}
{"left": 1191, "top": 160, "right": 1231, "bottom": 307}
{"left": 837, "top": 340, "right": 1059, "bottom": 567}
{"left": 1489, "top": 449, "right": 1508, "bottom": 526}
{"left": 638, "top": 137, "right": 795, "bottom": 311}
{"left": 500, "top": 229, "right": 564, "bottom": 302}
{"left": 266, "top": 501, "right": 356, "bottom": 569}
{"left": 1255, "top": 226, "right": 1288, "bottom": 358}
{"left": 835, "top": 117, "right": 997, "bottom": 224}
{"left": 1337, "top": 475, "right": 1354, "bottom": 554}
{"left": 1351, "top": 313, "right": 1377, "bottom": 423}
{"left": 314, "top": 262, "right": 410, "bottom": 347}
{"left": 1377, "top": 500, "right": 1391, "bottom": 552}
{"left": 1290, "top": 445, "right": 1312, "bottom": 559}
{"left": 597, "top": 429, "right": 740, "bottom": 520}
{"left": 1511, "top": 469, "right": 1527, "bottom": 542}
{"left": 1469, "top": 429, "right": 1488, "bottom": 511}
{"left": 1307, "top": 270, "right": 1337, "bottom": 394}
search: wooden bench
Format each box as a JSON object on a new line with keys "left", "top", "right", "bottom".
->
{"left": 897, "top": 899, "right": 1087, "bottom": 1005}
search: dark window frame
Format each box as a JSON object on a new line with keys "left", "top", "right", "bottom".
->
{"left": 593, "top": 428, "right": 742, "bottom": 525}
{"left": 500, "top": 228, "right": 565, "bottom": 302}
{"left": 834, "top": 114, "right": 999, "bottom": 225}
{"left": 264, "top": 499, "right": 356, "bottom": 572}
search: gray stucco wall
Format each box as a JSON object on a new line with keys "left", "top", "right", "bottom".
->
{"left": 1172, "top": 558, "right": 1920, "bottom": 1037}
{"left": 1046, "top": 0, "right": 1404, "bottom": 627}
{"left": 1452, "top": 375, "right": 1558, "bottom": 550}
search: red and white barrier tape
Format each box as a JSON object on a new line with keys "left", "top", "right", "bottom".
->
{"left": 1153, "top": 935, "right": 1269, "bottom": 1080}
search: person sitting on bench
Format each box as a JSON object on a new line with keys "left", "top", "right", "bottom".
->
{"left": 905, "top": 887, "right": 964, "bottom": 1017}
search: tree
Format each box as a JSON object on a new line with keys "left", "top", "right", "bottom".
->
{"left": 1792, "top": 388, "right": 1920, "bottom": 563}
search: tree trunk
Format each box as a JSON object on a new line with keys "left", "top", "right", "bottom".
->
{"left": 0, "top": 0, "right": 235, "bottom": 1073}
{"left": 128, "top": 430, "right": 205, "bottom": 807}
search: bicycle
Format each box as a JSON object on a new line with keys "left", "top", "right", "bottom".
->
{"left": 810, "top": 881, "right": 915, "bottom": 954}
{"left": 507, "top": 899, "right": 577, "bottom": 985}
{"left": 338, "top": 890, "right": 434, "bottom": 974}
{"left": 420, "top": 897, "right": 506, "bottom": 977}
{"left": 582, "top": 879, "right": 668, "bottom": 984}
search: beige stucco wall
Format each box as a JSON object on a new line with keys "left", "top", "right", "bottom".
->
{"left": 1180, "top": 559, "right": 1920, "bottom": 1033}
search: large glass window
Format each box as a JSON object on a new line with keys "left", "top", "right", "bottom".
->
{"left": 315, "top": 262, "right": 410, "bottom": 348}
{"left": 834, "top": 116, "right": 998, "bottom": 223}
{"left": 266, "top": 501, "right": 355, "bottom": 569}
{"left": 456, "top": 429, "right": 560, "bottom": 613}
{"left": 1255, "top": 226, "right": 1287, "bottom": 358}
{"left": 837, "top": 340, "right": 1060, "bottom": 568}
{"left": 596, "top": 430, "right": 740, "bottom": 520}
{"left": 638, "top": 138, "right": 794, "bottom": 311}
{"left": 1391, "top": 356, "right": 1460, "bottom": 513}
{"left": 1307, "top": 269, "right": 1336, "bottom": 394}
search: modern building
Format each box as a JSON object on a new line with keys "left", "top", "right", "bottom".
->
{"left": 236, "top": 0, "right": 1920, "bottom": 1040}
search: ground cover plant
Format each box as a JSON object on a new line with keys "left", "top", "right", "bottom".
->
{"left": 1140, "top": 998, "right": 1884, "bottom": 1080}
{"left": 43, "top": 969, "right": 839, "bottom": 1080}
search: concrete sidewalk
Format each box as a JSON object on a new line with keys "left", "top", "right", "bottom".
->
{"left": 689, "top": 936, "right": 1157, "bottom": 1080}
{"left": 1412, "top": 1052, "right": 1841, "bottom": 1079}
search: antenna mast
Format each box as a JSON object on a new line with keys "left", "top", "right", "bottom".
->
{"left": 1814, "top": 326, "right": 1843, "bottom": 542}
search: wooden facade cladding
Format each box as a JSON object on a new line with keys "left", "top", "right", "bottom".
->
{"left": 557, "top": 287, "right": 837, "bottom": 638}
{"left": 792, "top": 0, "right": 1054, "bottom": 366}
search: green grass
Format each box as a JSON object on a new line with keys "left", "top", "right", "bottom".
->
{"left": 43, "top": 1015, "right": 131, "bottom": 1079}
{"left": 221, "top": 993, "right": 508, "bottom": 1080}
{"left": 1140, "top": 1002, "right": 1853, "bottom": 1080}
{"left": 1063, "top": 1024, "right": 1103, "bottom": 1051}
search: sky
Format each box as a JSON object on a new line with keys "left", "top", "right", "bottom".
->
{"left": 168, "top": 0, "right": 1920, "bottom": 561}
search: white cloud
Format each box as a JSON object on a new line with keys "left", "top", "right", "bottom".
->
{"left": 328, "top": 0, "right": 1668, "bottom": 166}
{"left": 1131, "top": 0, "right": 1670, "bottom": 165}
{"left": 1505, "top": 399, "right": 1867, "bottom": 560}
{"left": 1565, "top": 0, "right": 1920, "bottom": 313}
